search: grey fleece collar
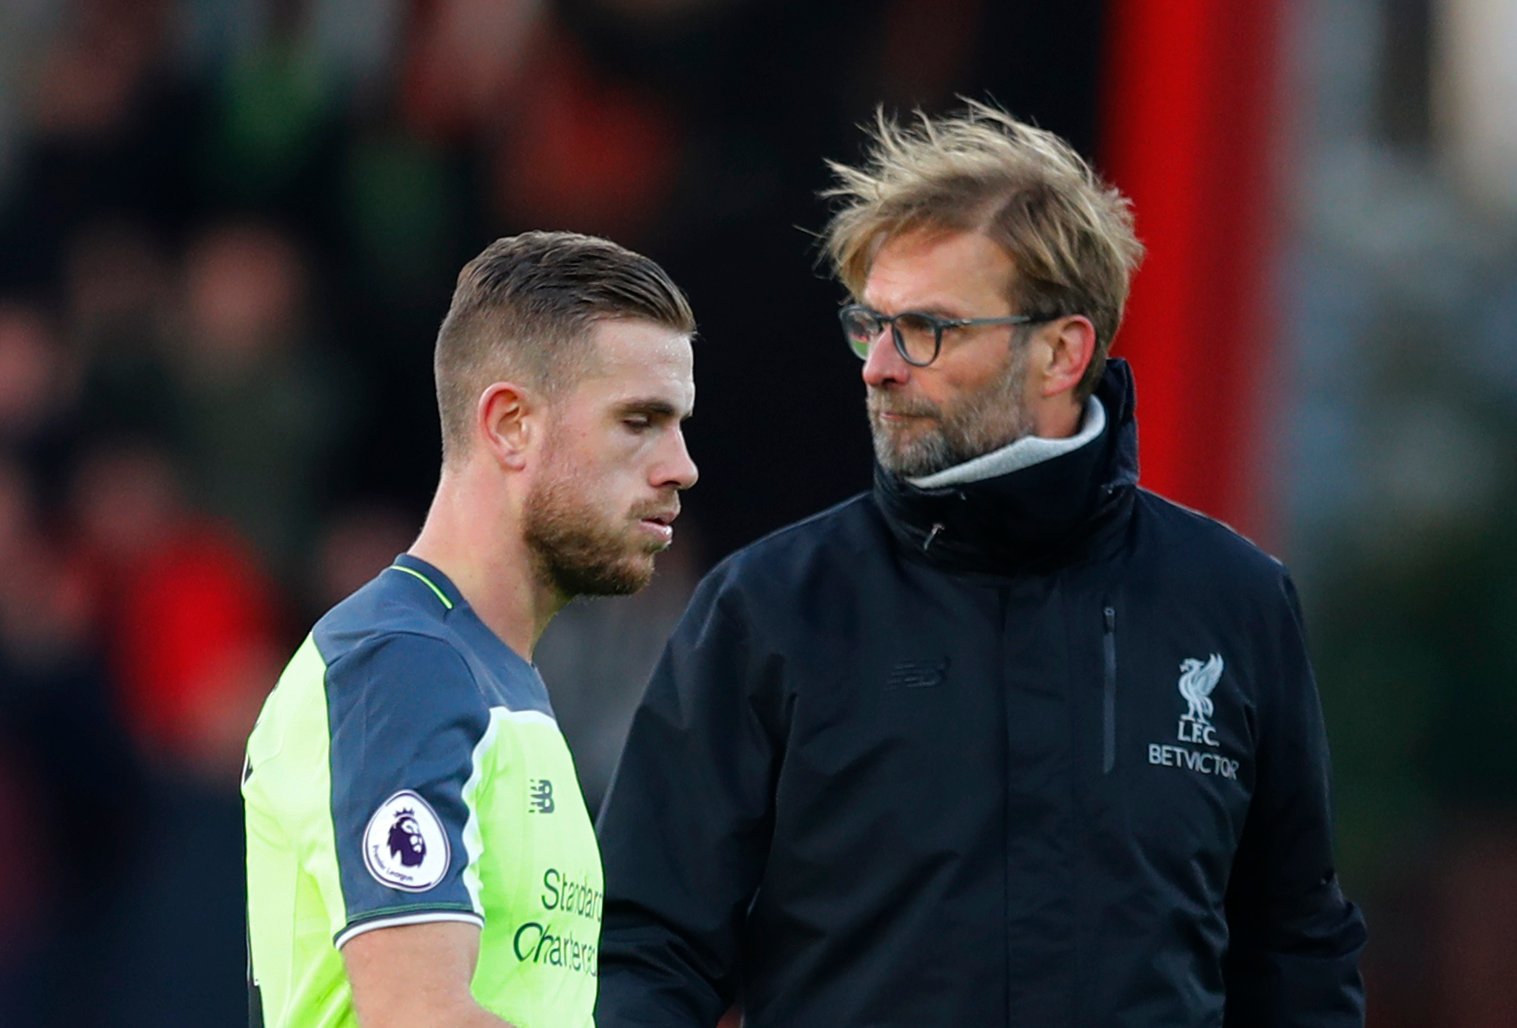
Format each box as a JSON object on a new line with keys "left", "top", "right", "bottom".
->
{"left": 907, "top": 396, "right": 1106, "bottom": 489}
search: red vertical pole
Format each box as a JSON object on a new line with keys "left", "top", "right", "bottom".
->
{"left": 1100, "top": 0, "right": 1286, "bottom": 544}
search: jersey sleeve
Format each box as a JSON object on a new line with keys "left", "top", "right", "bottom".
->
{"left": 319, "top": 631, "right": 492, "bottom": 948}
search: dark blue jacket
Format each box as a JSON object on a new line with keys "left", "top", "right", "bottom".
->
{"left": 596, "top": 361, "right": 1366, "bottom": 1027}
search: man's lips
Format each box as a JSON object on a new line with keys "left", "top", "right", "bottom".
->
{"left": 868, "top": 392, "right": 937, "bottom": 423}
{"left": 635, "top": 505, "right": 680, "bottom": 543}
{"left": 637, "top": 506, "right": 679, "bottom": 526}
{"left": 872, "top": 406, "right": 935, "bottom": 423}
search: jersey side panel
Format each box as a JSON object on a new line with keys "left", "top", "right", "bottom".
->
{"left": 245, "top": 633, "right": 356, "bottom": 1027}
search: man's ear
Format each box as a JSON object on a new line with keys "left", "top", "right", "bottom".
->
{"left": 1037, "top": 315, "right": 1097, "bottom": 399}
{"left": 476, "top": 382, "right": 538, "bottom": 470}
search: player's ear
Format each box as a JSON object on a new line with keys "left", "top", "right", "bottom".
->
{"left": 1036, "top": 314, "right": 1097, "bottom": 399}
{"left": 476, "top": 381, "right": 537, "bottom": 471}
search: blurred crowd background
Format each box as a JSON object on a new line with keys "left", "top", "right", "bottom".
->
{"left": 0, "top": 0, "right": 1511, "bottom": 1024}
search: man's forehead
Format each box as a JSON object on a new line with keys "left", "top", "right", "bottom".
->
{"left": 577, "top": 321, "right": 695, "bottom": 411}
{"left": 863, "top": 228, "right": 1016, "bottom": 309}
{"left": 588, "top": 318, "right": 693, "bottom": 365}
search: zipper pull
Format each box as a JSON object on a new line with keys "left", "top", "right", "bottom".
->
{"left": 923, "top": 522, "right": 944, "bottom": 552}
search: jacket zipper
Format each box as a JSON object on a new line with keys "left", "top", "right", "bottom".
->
{"left": 1102, "top": 605, "right": 1117, "bottom": 774}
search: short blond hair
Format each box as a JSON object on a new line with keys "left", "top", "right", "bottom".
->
{"left": 822, "top": 101, "right": 1143, "bottom": 400}
{"left": 435, "top": 231, "right": 695, "bottom": 464}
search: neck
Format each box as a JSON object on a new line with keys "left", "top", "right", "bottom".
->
{"left": 1030, "top": 393, "right": 1084, "bottom": 439}
{"left": 407, "top": 463, "right": 564, "bottom": 659}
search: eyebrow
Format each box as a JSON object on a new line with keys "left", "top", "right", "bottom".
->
{"left": 616, "top": 398, "right": 693, "bottom": 420}
{"left": 860, "top": 299, "right": 967, "bottom": 319}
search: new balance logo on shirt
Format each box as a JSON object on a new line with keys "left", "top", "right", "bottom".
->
{"left": 530, "top": 779, "right": 555, "bottom": 814}
{"left": 887, "top": 658, "right": 950, "bottom": 690}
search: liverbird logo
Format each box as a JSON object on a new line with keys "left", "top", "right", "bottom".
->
{"left": 1176, "top": 654, "right": 1224, "bottom": 746}
{"left": 1148, "top": 652, "right": 1240, "bottom": 778}
{"left": 1179, "top": 654, "right": 1224, "bottom": 724}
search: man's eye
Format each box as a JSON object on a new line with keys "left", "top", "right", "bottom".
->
{"left": 896, "top": 312, "right": 937, "bottom": 338}
{"left": 623, "top": 417, "right": 652, "bottom": 431}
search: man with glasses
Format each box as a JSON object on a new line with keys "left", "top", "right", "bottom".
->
{"left": 596, "top": 103, "right": 1366, "bottom": 1026}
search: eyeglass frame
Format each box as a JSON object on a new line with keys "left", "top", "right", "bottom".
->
{"left": 838, "top": 302, "right": 1063, "bottom": 367}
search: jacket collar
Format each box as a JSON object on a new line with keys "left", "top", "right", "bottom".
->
{"left": 871, "top": 358, "right": 1140, "bottom": 574}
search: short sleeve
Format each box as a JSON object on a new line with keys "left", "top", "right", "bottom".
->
{"left": 320, "top": 631, "right": 492, "bottom": 948}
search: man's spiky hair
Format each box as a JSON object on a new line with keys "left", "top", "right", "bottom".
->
{"left": 822, "top": 100, "right": 1143, "bottom": 400}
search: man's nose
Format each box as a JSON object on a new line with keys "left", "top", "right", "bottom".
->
{"left": 861, "top": 327, "right": 910, "bottom": 387}
{"left": 656, "top": 428, "right": 699, "bottom": 491}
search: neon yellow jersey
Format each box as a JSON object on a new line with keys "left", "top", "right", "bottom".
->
{"left": 243, "top": 555, "right": 601, "bottom": 1027}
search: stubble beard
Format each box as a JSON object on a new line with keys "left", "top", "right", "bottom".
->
{"left": 522, "top": 468, "right": 663, "bottom": 600}
{"left": 868, "top": 348, "right": 1035, "bottom": 478}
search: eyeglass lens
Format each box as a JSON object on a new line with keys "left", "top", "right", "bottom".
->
{"left": 840, "top": 308, "right": 940, "bottom": 365}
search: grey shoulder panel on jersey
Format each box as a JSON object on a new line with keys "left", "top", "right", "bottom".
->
{"left": 320, "top": 623, "right": 489, "bottom": 939}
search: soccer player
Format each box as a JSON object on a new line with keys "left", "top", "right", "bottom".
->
{"left": 243, "top": 231, "right": 698, "bottom": 1027}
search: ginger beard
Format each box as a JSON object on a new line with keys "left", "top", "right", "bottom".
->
{"left": 522, "top": 444, "right": 669, "bottom": 600}
{"left": 867, "top": 336, "right": 1035, "bottom": 478}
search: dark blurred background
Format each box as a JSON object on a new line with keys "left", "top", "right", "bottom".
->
{"left": 0, "top": 0, "right": 1510, "bottom": 1024}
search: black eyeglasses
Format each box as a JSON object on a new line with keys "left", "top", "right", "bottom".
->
{"left": 838, "top": 303, "right": 1059, "bottom": 367}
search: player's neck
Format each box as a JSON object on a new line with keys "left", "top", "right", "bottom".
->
{"left": 409, "top": 467, "right": 565, "bottom": 660}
